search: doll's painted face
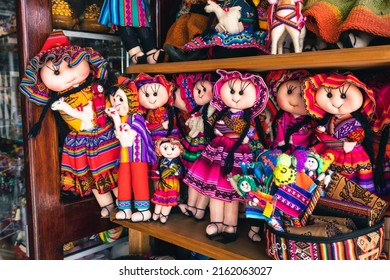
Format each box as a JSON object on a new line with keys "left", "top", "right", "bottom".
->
{"left": 277, "top": 80, "right": 307, "bottom": 116}
{"left": 315, "top": 83, "right": 363, "bottom": 116}
{"left": 220, "top": 78, "right": 257, "bottom": 111}
{"left": 159, "top": 141, "right": 182, "bottom": 160}
{"left": 109, "top": 88, "right": 129, "bottom": 116}
{"left": 138, "top": 82, "right": 169, "bottom": 110}
{"left": 40, "top": 59, "right": 91, "bottom": 92}
{"left": 193, "top": 80, "right": 213, "bottom": 106}
{"left": 304, "top": 155, "right": 319, "bottom": 173}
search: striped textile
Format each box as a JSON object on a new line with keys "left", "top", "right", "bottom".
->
{"left": 99, "top": 0, "right": 151, "bottom": 28}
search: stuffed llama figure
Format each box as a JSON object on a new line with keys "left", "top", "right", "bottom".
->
{"left": 204, "top": 0, "right": 244, "bottom": 35}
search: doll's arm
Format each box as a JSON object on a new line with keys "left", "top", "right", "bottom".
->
{"left": 51, "top": 98, "right": 94, "bottom": 131}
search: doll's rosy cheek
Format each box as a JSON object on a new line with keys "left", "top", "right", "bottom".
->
{"left": 40, "top": 66, "right": 67, "bottom": 92}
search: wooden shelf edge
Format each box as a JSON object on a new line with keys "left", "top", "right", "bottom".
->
{"left": 126, "top": 45, "right": 390, "bottom": 74}
{"left": 110, "top": 211, "right": 271, "bottom": 260}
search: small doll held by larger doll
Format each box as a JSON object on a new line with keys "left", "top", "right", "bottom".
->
{"left": 134, "top": 73, "right": 181, "bottom": 188}
{"left": 266, "top": 69, "right": 316, "bottom": 153}
{"left": 99, "top": 0, "right": 165, "bottom": 64}
{"left": 303, "top": 72, "right": 376, "bottom": 193}
{"left": 183, "top": 69, "right": 269, "bottom": 243}
{"left": 19, "top": 31, "right": 120, "bottom": 217}
{"left": 105, "top": 78, "right": 157, "bottom": 222}
{"left": 151, "top": 137, "right": 185, "bottom": 224}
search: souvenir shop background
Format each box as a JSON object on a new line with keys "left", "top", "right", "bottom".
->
{"left": 0, "top": 0, "right": 389, "bottom": 260}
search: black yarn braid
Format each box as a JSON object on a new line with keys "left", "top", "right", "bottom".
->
{"left": 280, "top": 115, "right": 313, "bottom": 152}
{"left": 374, "top": 126, "right": 389, "bottom": 195}
{"left": 223, "top": 108, "right": 252, "bottom": 176}
{"left": 165, "top": 104, "right": 175, "bottom": 137}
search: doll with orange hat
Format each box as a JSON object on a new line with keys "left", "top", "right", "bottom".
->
{"left": 183, "top": 69, "right": 269, "bottom": 242}
{"left": 105, "top": 77, "right": 156, "bottom": 222}
{"left": 302, "top": 72, "right": 376, "bottom": 193}
{"left": 134, "top": 73, "right": 181, "bottom": 188}
{"left": 19, "top": 31, "right": 121, "bottom": 217}
{"left": 266, "top": 69, "right": 316, "bottom": 153}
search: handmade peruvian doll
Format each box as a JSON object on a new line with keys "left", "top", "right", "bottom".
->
{"left": 151, "top": 137, "right": 184, "bottom": 223}
{"left": 164, "top": 0, "right": 268, "bottom": 61}
{"left": 303, "top": 72, "right": 376, "bottom": 193}
{"left": 105, "top": 78, "right": 156, "bottom": 222}
{"left": 134, "top": 73, "right": 180, "bottom": 186}
{"left": 98, "top": 0, "right": 165, "bottom": 64}
{"left": 266, "top": 69, "right": 316, "bottom": 153}
{"left": 173, "top": 73, "right": 214, "bottom": 221}
{"left": 19, "top": 31, "right": 120, "bottom": 217}
{"left": 183, "top": 69, "right": 269, "bottom": 242}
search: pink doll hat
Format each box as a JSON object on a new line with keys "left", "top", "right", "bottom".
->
{"left": 211, "top": 69, "right": 269, "bottom": 119}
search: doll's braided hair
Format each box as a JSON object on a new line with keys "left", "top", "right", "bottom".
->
{"left": 375, "top": 126, "right": 389, "bottom": 195}
{"left": 165, "top": 104, "right": 175, "bottom": 137}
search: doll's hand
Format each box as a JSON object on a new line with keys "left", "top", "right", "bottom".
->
{"left": 105, "top": 107, "right": 121, "bottom": 129}
{"left": 117, "top": 123, "right": 137, "bottom": 147}
{"left": 243, "top": 136, "right": 249, "bottom": 144}
{"left": 248, "top": 200, "right": 257, "bottom": 207}
{"left": 51, "top": 98, "right": 70, "bottom": 112}
{"left": 162, "top": 120, "right": 169, "bottom": 130}
{"left": 277, "top": 140, "right": 285, "bottom": 147}
{"left": 343, "top": 141, "right": 357, "bottom": 153}
{"left": 316, "top": 126, "right": 326, "bottom": 133}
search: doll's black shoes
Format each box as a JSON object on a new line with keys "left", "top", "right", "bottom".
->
{"left": 178, "top": 203, "right": 194, "bottom": 217}
{"left": 216, "top": 224, "right": 238, "bottom": 244}
{"left": 147, "top": 49, "right": 165, "bottom": 64}
{"left": 100, "top": 202, "right": 115, "bottom": 218}
{"left": 159, "top": 213, "right": 169, "bottom": 224}
{"left": 248, "top": 227, "right": 261, "bottom": 243}
{"left": 206, "top": 222, "right": 223, "bottom": 240}
{"left": 164, "top": 44, "right": 187, "bottom": 62}
{"left": 130, "top": 53, "right": 147, "bottom": 64}
{"left": 192, "top": 207, "right": 206, "bottom": 221}
{"left": 131, "top": 209, "right": 151, "bottom": 222}
{"left": 152, "top": 212, "right": 160, "bottom": 221}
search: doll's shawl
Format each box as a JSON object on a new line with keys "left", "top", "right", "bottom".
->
{"left": 372, "top": 83, "right": 390, "bottom": 134}
{"left": 19, "top": 45, "right": 107, "bottom": 106}
{"left": 303, "top": 72, "right": 376, "bottom": 120}
{"left": 211, "top": 69, "right": 269, "bottom": 119}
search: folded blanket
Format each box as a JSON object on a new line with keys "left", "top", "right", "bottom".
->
{"left": 303, "top": 0, "right": 390, "bottom": 43}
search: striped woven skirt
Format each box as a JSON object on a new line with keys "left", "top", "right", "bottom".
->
{"left": 60, "top": 123, "right": 120, "bottom": 197}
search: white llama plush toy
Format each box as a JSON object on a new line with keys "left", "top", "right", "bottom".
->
{"left": 204, "top": 0, "right": 244, "bottom": 35}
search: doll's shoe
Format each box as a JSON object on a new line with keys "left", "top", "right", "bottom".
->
{"left": 159, "top": 213, "right": 169, "bottom": 224}
{"left": 130, "top": 53, "right": 147, "bottom": 64}
{"left": 152, "top": 212, "right": 160, "bottom": 221}
{"left": 164, "top": 44, "right": 186, "bottom": 62}
{"left": 147, "top": 49, "right": 165, "bottom": 64}
{"left": 131, "top": 209, "right": 151, "bottom": 222}
{"left": 192, "top": 207, "right": 206, "bottom": 221}
{"left": 178, "top": 204, "right": 194, "bottom": 217}
{"left": 248, "top": 228, "right": 261, "bottom": 243}
{"left": 217, "top": 224, "right": 238, "bottom": 244}
{"left": 206, "top": 222, "right": 223, "bottom": 239}
{"left": 100, "top": 202, "right": 115, "bottom": 218}
{"left": 115, "top": 209, "right": 131, "bottom": 220}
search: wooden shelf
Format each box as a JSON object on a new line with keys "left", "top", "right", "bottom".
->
{"left": 126, "top": 45, "right": 390, "bottom": 74}
{"left": 110, "top": 211, "right": 271, "bottom": 260}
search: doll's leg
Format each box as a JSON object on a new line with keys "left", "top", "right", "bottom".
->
{"left": 118, "top": 26, "right": 147, "bottom": 64}
{"left": 116, "top": 162, "right": 132, "bottom": 220}
{"left": 205, "top": 198, "right": 224, "bottom": 239}
{"left": 192, "top": 192, "right": 209, "bottom": 221}
{"left": 92, "top": 189, "right": 115, "bottom": 218}
{"left": 136, "top": 27, "right": 165, "bottom": 64}
{"left": 220, "top": 201, "right": 239, "bottom": 242}
{"left": 159, "top": 206, "right": 172, "bottom": 224}
{"left": 153, "top": 204, "right": 162, "bottom": 222}
{"left": 248, "top": 218, "right": 263, "bottom": 242}
{"left": 130, "top": 162, "right": 152, "bottom": 222}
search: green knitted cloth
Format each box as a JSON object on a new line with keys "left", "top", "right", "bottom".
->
{"left": 303, "top": 0, "right": 390, "bottom": 43}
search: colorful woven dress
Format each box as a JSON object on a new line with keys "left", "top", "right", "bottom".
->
{"left": 303, "top": 73, "right": 376, "bottom": 193}
{"left": 182, "top": 0, "right": 268, "bottom": 55}
{"left": 99, "top": 0, "right": 151, "bottom": 28}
